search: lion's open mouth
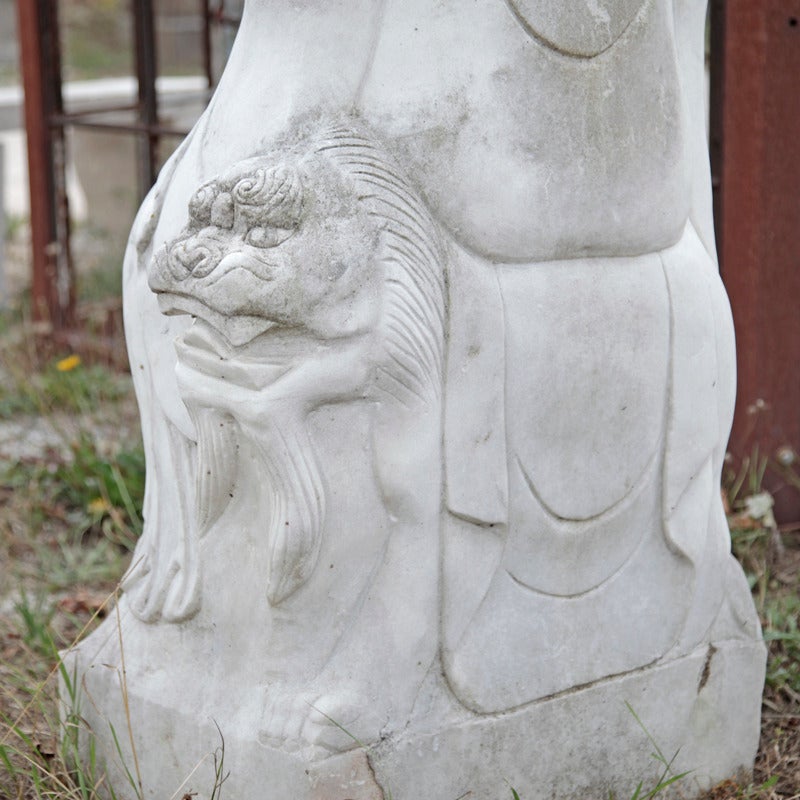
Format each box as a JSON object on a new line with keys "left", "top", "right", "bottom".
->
{"left": 174, "top": 318, "right": 294, "bottom": 390}
{"left": 157, "top": 290, "right": 276, "bottom": 347}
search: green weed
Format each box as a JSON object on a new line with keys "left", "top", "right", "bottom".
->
{"left": 2, "top": 212, "right": 27, "bottom": 242}
{"left": 14, "top": 592, "right": 58, "bottom": 660}
{"left": 0, "top": 645, "right": 141, "bottom": 800}
{"left": 78, "top": 261, "right": 126, "bottom": 304}
{"left": 725, "top": 452, "right": 800, "bottom": 700}
{"left": 761, "top": 594, "right": 800, "bottom": 695}
{"left": 0, "top": 358, "right": 129, "bottom": 419}
{"left": 209, "top": 721, "right": 230, "bottom": 800}
{"left": 40, "top": 431, "right": 143, "bottom": 538}
{"left": 1, "top": 595, "right": 105, "bottom": 798}
{"left": 26, "top": 535, "right": 131, "bottom": 592}
{"left": 607, "top": 703, "right": 691, "bottom": 800}
{"left": 724, "top": 444, "right": 769, "bottom": 509}
{"left": 3, "top": 429, "right": 144, "bottom": 555}
{"left": 3, "top": 591, "right": 233, "bottom": 800}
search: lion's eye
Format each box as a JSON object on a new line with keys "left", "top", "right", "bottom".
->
{"left": 245, "top": 227, "right": 294, "bottom": 249}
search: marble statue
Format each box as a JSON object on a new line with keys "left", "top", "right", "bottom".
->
{"left": 64, "top": 1, "right": 766, "bottom": 798}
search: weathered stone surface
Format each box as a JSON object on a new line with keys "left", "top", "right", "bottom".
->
{"left": 63, "top": 1, "right": 766, "bottom": 797}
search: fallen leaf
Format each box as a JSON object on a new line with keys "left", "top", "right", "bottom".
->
{"left": 57, "top": 588, "right": 108, "bottom": 616}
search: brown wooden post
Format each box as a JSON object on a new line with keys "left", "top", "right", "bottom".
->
{"left": 711, "top": 1, "right": 800, "bottom": 522}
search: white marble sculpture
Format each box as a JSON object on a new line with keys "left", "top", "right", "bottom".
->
{"left": 65, "top": 1, "right": 766, "bottom": 798}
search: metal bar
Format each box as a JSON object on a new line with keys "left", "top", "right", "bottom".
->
{"left": 57, "top": 89, "right": 211, "bottom": 122}
{"left": 133, "top": 0, "right": 159, "bottom": 198}
{"left": 16, "top": 0, "right": 52, "bottom": 322}
{"left": 201, "top": 0, "right": 213, "bottom": 88}
{"left": 16, "top": 0, "right": 74, "bottom": 327}
{"left": 50, "top": 115, "right": 190, "bottom": 138}
{"left": 210, "top": 1, "right": 241, "bottom": 27}
{"left": 708, "top": 0, "right": 725, "bottom": 221}
{"left": 58, "top": 102, "right": 141, "bottom": 118}
{"left": 714, "top": 1, "right": 800, "bottom": 522}
{"left": 43, "top": 0, "right": 73, "bottom": 329}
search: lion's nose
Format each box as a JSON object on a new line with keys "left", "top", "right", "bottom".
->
{"left": 165, "top": 233, "right": 225, "bottom": 279}
{"left": 148, "top": 245, "right": 171, "bottom": 290}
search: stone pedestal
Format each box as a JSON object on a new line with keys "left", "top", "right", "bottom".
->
{"left": 66, "top": 598, "right": 764, "bottom": 799}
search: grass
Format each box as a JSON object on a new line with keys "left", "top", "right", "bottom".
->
{"left": 3, "top": 213, "right": 28, "bottom": 243}
{"left": 717, "top": 450, "right": 800, "bottom": 800}
{"left": 611, "top": 703, "right": 690, "bottom": 800}
{"left": 0, "top": 347, "right": 145, "bottom": 563}
{"left": 0, "top": 314, "right": 798, "bottom": 798}
{"left": 0, "top": 361, "right": 129, "bottom": 419}
{"left": 0, "top": 318, "right": 145, "bottom": 797}
{"left": 0, "top": 594, "right": 229, "bottom": 800}
{"left": 725, "top": 450, "right": 800, "bottom": 704}
{"left": 0, "top": 316, "right": 235, "bottom": 799}
{"left": 0, "top": 587, "right": 146, "bottom": 800}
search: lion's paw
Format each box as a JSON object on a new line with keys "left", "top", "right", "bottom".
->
{"left": 259, "top": 686, "right": 387, "bottom": 755}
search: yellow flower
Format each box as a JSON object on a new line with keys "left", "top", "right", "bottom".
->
{"left": 87, "top": 497, "right": 110, "bottom": 515}
{"left": 56, "top": 354, "right": 81, "bottom": 372}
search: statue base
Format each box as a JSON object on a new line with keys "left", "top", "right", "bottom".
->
{"left": 62, "top": 605, "right": 764, "bottom": 800}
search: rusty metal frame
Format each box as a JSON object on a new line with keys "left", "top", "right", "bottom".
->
{"left": 16, "top": 0, "right": 241, "bottom": 331}
{"left": 710, "top": 0, "right": 800, "bottom": 523}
